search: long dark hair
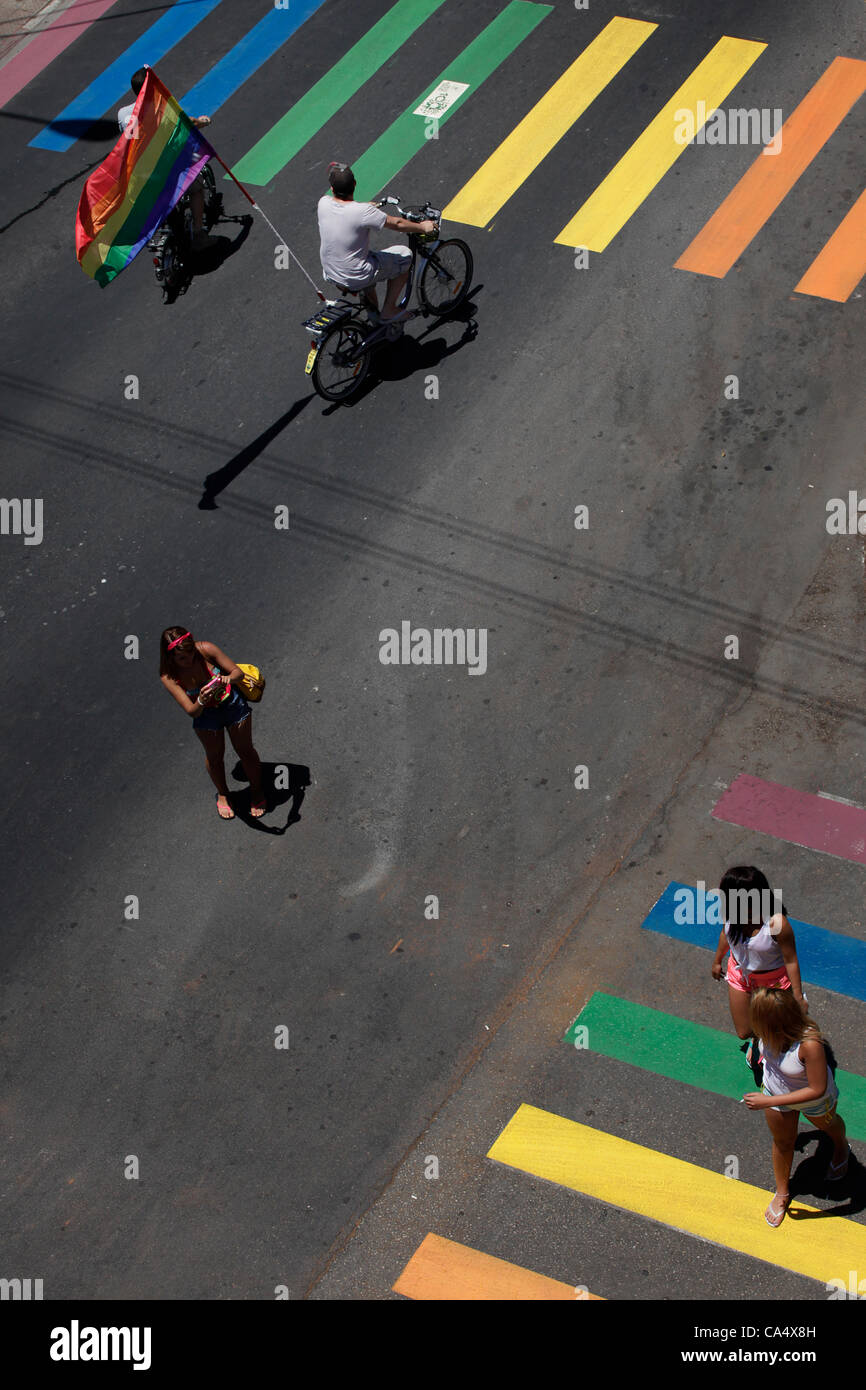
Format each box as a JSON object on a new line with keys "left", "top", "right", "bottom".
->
{"left": 159, "top": 626, "right": 199, "bottom": 682}
{"left": 719, "top": 865, "right": 786, "bottom": 942}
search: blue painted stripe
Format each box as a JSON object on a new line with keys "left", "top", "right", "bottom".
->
{"left": 642, "top": 881, "right": 866, "bottom": 1002}
{"left": 30, "top": 0, "right": 224, "bottom": 152}
{"left": 180, "top": 0, "right": 327, "bottom": 115}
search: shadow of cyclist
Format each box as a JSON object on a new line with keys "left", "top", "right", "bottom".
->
{"left": 321, "top": 290, "right": 481, "bottom": 413}
{"left": 190, "top": 212, "right": 255, "bottom": 273}
{"left": 198, "top": 394, "right": 315, "bottom": 508}
{"left": 161, "top": 213, "right": 254, "bottom": 304}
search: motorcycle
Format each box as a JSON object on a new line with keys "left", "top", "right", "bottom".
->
{"left": 148, "top": 162, "right": 223, "bottom": 301}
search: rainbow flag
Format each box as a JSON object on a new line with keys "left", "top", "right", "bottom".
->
{"left": 75, "top": 69, "right": 215, "bottom": 287}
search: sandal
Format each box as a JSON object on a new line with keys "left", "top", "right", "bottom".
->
{"left": 764, "top": 1192, "right": 790, "bottom": 1227}
{"left": 215, "top": 794, "right": 234, "bottom": 820}
{"left": 250, "top": 798, "right": 266, "bottom": 819}
{"left": 827, "top": 1146, "right": 851, "bottom": 1181}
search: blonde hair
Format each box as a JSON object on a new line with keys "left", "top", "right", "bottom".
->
{"left": 750, "top": 987, "right": 823, "bottom": 1056}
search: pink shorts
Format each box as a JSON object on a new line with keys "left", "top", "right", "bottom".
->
{"left": 726, "top": 960, "right": 791, "bottom": 994}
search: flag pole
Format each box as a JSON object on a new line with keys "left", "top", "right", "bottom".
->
{"left": 207, "top": 148, "right": 255, "bottom": 205}
{"left": 146, "top": 65, "right": 327, "bottom": 303}
{"left": 207, "top": 146, "right": 326, "bottom": 301}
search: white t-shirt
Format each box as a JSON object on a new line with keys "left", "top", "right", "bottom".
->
{"left": 117, "top": 103, "right": 136, "bottom": 136}
{"left": 317, "top": 194, "right": 386, "bottom": 286}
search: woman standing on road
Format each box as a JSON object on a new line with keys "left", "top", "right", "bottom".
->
{"left": 160, "top": 627, "right": 265, "bottom": 819}
{"left": 744, "top": 987, "right": 850, "bottom": 1226}
{"left": 711, "top": 866, "right": 806, "bottom": 1076}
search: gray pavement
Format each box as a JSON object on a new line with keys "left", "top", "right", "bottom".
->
{"left": 0, "top": 0, "right": 864, "bottom": 1305}
{"left": 0, "top": 0, "right": 74, "bottom": 66}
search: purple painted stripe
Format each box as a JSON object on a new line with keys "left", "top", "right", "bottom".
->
{"left": 712, "top": 775, "right": 866, "bottom": 866}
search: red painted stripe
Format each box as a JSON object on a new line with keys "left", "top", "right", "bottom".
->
{"left": 0, "top": 0, "right": 120, "bottom": 112}
{"left": 712, "top": 775, "right": 866, "bottom": 865}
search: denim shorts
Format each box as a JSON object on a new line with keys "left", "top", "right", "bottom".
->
{"left": 763, "top": 1084, "right": 839, "bottom": 1118}
{"left": 192, "top": 688, "right": 251, "bottom": 732}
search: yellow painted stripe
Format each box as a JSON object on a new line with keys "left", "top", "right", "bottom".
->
{"left": 392, "top": 1231, "right": 603, "bottom": 1300}
{"left": 555, "top": 35, "right": 766, "bottom": 251}
{"left": 488, "top": 1105, "right": 866, "bottom": 1285}
{"left": 794, "top": 188, "right": 866, "bottom": 302}
{"left": 443, "top": 16, "right": 657, "bottom": 228}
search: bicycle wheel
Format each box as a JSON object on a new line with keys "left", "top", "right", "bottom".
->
{"left": 418, "top": 238, "right": 472, "bottom": 315}
{"left": 310, "top": 319, "right": 370, "bottom": 402}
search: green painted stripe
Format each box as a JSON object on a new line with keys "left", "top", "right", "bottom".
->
{"left": 565, "top": 992, "right": 866, "bottom": 1141}
{"left": 352, "top": 0, "right": 552, "bottom": 201}
{"left": 233, "top": 0, "right": 450, "bottom": 186}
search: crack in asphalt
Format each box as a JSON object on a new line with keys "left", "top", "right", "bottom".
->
{"left": 0, "top": 157, "right": 101, "bottom": 235}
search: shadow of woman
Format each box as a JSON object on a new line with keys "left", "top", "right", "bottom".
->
{"left": 227, "top": 759, "right": 310, "bottom": 835}
{"left": 786, "top": 1133, "right": 864, "bottom": 1220}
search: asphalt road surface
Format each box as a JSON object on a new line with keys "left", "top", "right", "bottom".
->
{"left": 1, "top": 0, "right": 865, "bottom": 1312}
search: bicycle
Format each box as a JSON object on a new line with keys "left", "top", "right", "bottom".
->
{"left": 148, "top": 162, "right": 223, "bottom": 301}
{"left": 302, "top": 197, "right": 473, "bottom": 402}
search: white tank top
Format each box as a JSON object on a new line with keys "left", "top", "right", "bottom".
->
{"left": 725, "top": 919, "right": 785, "bottom": 978}
{"left": 761, "top": 1036, "right": 837, "bottom": 1101}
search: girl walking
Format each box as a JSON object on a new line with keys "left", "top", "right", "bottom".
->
{"left": 711, "top": 866, "right": 806, "bottom": 1078}
{"left": 160, "top": 627, "right": 265, "bottom": 819}
{"left": 744, "top": 987, "right": 850, "bottom": 1226}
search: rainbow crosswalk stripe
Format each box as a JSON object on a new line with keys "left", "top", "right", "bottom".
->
{"left": 75, "top": 70, "right": 214, "bottom": 287}
{"left": 489, "top": 1104, "right": 866, "bottom": 1285}
{"left": 393, "top": 1232, "right": 603, "bottom": 1299}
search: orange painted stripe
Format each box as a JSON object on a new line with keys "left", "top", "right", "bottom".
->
{"left": 675, "top": 56, "right": 866, "bottom": 278}
{"left": 794, "top": 189, "right": 866, "bottom": 301}
{"left": 392, "top": 1232, "right": 603, "bottom": 1300}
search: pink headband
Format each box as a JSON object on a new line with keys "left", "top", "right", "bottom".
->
{"left": 167, "top": 632, "right": 191, "bottom": 650}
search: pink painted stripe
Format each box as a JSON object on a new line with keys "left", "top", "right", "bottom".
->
{"left": 712, "top": 775, "right": 866, "bottom": 865}
{"left": 0, "top": 0, "right": 119, "bottom": 111}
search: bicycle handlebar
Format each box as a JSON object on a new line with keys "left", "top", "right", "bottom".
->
{"left": 375, "top": 194, "right": 441, "bottom": 225}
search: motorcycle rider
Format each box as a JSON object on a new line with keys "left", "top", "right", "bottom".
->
{"left": 118, "top": 68, "right": 218, "bottom": 250}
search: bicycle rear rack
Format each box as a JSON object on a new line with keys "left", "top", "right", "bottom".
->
{"left": 303, "top": 303, "right": 354, "bottom": 338}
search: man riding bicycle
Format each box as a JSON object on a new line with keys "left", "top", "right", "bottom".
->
{"left": 317, "top": 162, "right": 436, "bottom": 322}
{"left": 118, "top": 67, "right": 217, "bottom": 250}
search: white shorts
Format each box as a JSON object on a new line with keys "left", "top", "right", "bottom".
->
{"left": 368, "top": 246, "right": 412, "bottom": 282}
{"left": 328, "top": 246, "right": 411, "bottom": 292}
